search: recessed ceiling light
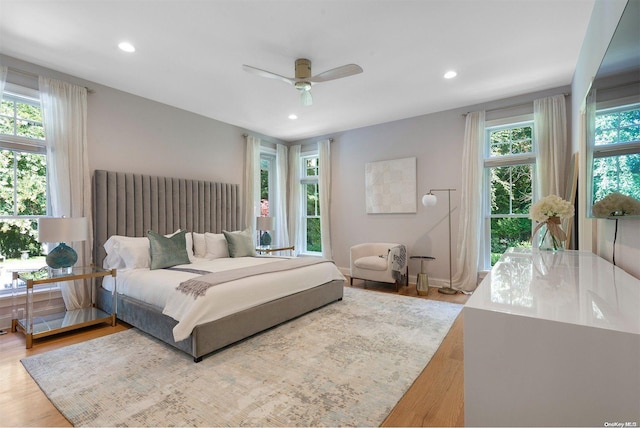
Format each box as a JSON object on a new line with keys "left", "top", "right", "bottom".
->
{"left": 118, "top": 42, "right": 136, "bottom": 53}
{"left": 444, "top": 70, "right": 457, "bottom": 79}
{"left": 288, "top": 114, "right": 298, "bottom": 120}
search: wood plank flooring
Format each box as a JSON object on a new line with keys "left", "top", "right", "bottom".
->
{"left": 0, "top": 281, "right": 467, "bottom": 427}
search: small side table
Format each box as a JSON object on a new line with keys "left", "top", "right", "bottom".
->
{"left": 410, "top": 256, "right": 435, "bottom": 296}
{"left": 256, "top": 245, "right": 295, "bottom": 256}
{"left": 11, "top": 266, "right": 116, "bottom": 348}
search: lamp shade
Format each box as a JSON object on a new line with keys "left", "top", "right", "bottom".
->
{"left": 256, "top": 216, "right": 274, "bottom": 231}
{"left": 38, "top": 217, "right": 88, "bottom": 269}
{"left": 38, "top": 217, "right": 88, "bottom": 243}
{"left": 422, "top": 194, "right": 437, "bottom": 207}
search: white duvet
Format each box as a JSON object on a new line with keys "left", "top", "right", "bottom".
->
{"left": 102, "top": 256, "right": 345, "bottom": 341}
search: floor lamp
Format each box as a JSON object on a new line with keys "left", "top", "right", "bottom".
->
{"left": 422, "top": 189, "right": 457, "bottom": 295}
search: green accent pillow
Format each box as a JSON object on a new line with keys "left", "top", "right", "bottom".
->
{"left": 223, "top": 229, "right": 256, "bottom": 257}
{"left": 147, "top": 230, "right": 191, "bottom": 270}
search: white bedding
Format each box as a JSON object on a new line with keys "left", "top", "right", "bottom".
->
{"left": 103, "top": 256, "right": 345, "bottom": 341}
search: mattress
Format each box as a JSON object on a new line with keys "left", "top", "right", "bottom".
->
{"left": 103, "top": 256, "right": 345, "bottom": 341}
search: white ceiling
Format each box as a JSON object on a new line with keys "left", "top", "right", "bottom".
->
{"left": 0, "top": 0, "right": 595, "bottom": 142}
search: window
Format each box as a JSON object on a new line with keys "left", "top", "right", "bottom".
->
{"left": 590, "top": 103, "right": 640, "bottom": 208}
{"left": 301, "top": 154, "right": 321, "bottom": 253}
{"left": 483, "top": 120, "right": 535, "bottom": 267}
{"left": 0, "top": 88, "right": 48, "bottom": 291}
{"left": 260, "top": 153, "right": 275, "bottom": 216}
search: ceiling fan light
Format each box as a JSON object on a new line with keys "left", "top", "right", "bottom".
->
{"left": 294, "top": 81, "right": 312, "bottom": 91}
{"left": 300, "top": 90, "right": 312, "bottom": 107}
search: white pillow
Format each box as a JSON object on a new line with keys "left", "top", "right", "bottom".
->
{"left": 119, "top": 239, "right": 151, "bottom": 269}
{"left": 193, "top": 232, "right": 206, "bottom": 258}
{"left": 103, "top": 230, "right": 192, "bottom": 270}
{"left": 102, "top": 236, "right": 149, "bottom": 270}
{"left": 204, "top": 232, "right": 230, "bottom": 259}
{"left": 184, "top": 231, "right": 195, "bottom": 262}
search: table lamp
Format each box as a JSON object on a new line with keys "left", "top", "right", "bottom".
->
{"left": 38, "top": 217, "right": 88, "bottom": 270}
{"left": 256, "top": 216, "right": 274, "bottom": 246}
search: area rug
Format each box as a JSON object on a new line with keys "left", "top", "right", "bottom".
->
{"left": 21, "top": 287, "right": 462, "bottom": 427}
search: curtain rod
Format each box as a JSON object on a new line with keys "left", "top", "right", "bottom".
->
{"left": 242, "top": 133, "right": 334, "bottom": 143}
{"left": 7, "top": 66, "right": 94, "bottom": 94}
{"left": 463, "top": 92, "right": 569, "bottom": 116}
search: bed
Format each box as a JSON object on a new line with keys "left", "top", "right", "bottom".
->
{"left": 93, "top": 170, "right": 345, "bottom": 362}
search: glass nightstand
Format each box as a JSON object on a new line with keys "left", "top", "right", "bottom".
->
{"left": 11, "top": 266, "right": 116, "bottom": 348}
{"left": 256, "top": 245, "right": 295, "bottom": 256}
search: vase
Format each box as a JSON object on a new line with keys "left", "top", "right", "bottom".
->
{"left": 260, "top": 231, "right": 272, "bottom": 246}
{"left": 538, "top": 220, "right": 564, "bottom": 252}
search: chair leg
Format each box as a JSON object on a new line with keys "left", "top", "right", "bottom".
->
{"left": 350, "top": 277, "right": 353, "bottom": 286}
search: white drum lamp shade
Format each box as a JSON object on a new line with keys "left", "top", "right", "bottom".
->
{"left": 256, "top": 216, "right": 274, "bottom": 231}
{"left": 38, "top": 217, "right": 88, "bottom": 269}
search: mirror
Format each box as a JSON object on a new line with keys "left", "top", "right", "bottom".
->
{"left": 586, "top": 1, "right": 640, "bottom": 218}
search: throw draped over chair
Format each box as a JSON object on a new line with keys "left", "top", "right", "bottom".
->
{"left": 349, "top": 243, "right": 408, "bottom": 291}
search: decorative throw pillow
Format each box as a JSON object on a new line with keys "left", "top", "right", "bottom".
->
{"left": 222, "top": 229, "right": 256, "bottom": 258}
{"left": 204, "top": 232, "right": 230, "bottom": 259}
{"left": 147, "top": 230, "right": 191, "bottom": 270}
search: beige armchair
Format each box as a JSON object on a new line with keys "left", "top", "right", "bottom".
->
{"left": 349, "top": 243, "right": 408, "bottom": 291}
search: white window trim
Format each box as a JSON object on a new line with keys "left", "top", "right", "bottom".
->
{"left": 481, "top": 116, "right": 535, "bottom": 269}
{"left": 259, "top": 151, "right": 276, "bottom": 217}
{"left": 587, "top": 102, "right": 640, "bottom": 214}
{"left": 300, "top": 151, "right": 321, "bottom": 256}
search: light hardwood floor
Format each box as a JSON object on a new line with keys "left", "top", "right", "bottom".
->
{"left": 0, "top": 281, "right": 467, "bottom": 427}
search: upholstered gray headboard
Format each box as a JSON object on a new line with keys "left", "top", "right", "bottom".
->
{"left": 92, "top": 170, "right": 240, "bottom": 266}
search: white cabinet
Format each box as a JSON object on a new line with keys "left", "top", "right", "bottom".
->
{"left": 464, "top": 249, "right": 640, "bottom": 427}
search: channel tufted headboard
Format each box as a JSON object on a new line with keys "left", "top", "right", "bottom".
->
{"left": 92, "top": 170, "right": 240, "bottom": 267}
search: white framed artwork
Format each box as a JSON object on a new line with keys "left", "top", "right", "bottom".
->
{"left": 365, "top": 157, "right": 417, "bottom": 214}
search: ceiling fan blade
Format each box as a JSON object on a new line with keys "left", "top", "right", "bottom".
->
{"left": 242, "top": 64, "right": 295, "bottom": 85}
{"left": 308, "top": 64, "right": 363, "bottom": 83}
{"left": 300, "top": 90, "right": 313, "bottom": 106}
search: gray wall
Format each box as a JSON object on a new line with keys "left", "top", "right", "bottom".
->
{"left": 1, "top": 55, "right": 278, "bottom": 187}
{"left": 9, "top": 50, "right": 624, "bottom": 284}
{"left": 295, "top": 86, "right": 572, "bottom": 283}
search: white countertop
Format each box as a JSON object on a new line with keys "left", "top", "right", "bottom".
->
{"left": 465, "top": 248, "right": 640, "bottom": 335}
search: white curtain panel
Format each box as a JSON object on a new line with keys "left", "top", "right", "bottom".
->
{"left": 452, "top": 111, "right": 485, "bottom": 292}
{"left": 534, "top": 94, "right": 568, "bottom": 199}
{"left": 39, "top": 76, "right": 91, "bottom": 310}
{"left": 288, "top": 145, "right": 303, "bottom": 255}
{"left": 318, "top": 139, "right": 332, "bottom": 259}
{"left": 0, "top": 66, "right": 7, "bottom": 103}
{"left": 243, "top": 135, "right": 261, "bottom": 243}
{"left": 273, "top": 144, "right": 289, "bottom": 247}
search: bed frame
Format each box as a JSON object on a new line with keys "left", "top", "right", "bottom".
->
{"left": 93, "top": 170, "right": 344, "bottom": 362}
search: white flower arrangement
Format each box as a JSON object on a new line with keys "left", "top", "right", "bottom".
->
{"left": 592, "top": 192, "right": 640, "bottom": 217}
{"left": 529, "top": 195, "right": 574, "bottom": 251}
{"left": 529, "top": 195, "right": 574, "bottom": 222}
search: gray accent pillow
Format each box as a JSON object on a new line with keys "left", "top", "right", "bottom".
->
{"left": 147, "top": 230, "right": 191, "bottom": 270}
{"left": 223, "top": 229, "right": 256, "bottom": 257}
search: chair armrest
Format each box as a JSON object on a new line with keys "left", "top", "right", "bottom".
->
{"left": 350, "top": 243, "right": 401, "bottom": 266}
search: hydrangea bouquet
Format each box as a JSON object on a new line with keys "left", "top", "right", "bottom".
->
{"left": 529, "top": 195, "right": 574, "bottom": 251}
{"left": 592, "top": 192, "right": 640, "bottom": 217}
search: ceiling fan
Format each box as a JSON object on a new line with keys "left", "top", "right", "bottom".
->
{"left": 242, "top": 58, "right": 363, "bottom": 106}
